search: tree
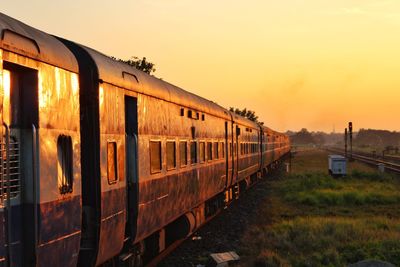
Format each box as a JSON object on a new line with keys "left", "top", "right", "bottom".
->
{"left": 229, "top": 107, "right": 264, "bottom": 125}
{"left": 112, "top": 56, "right": 156, "bottom": 74}
{"left": 290, "top": 128, "right": 315, "bottom": 145}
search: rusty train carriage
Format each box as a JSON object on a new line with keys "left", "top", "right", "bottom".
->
{"left": 231, "top": 114, "right": 261, "bottom": 191}
{"left": 0, "top": 13, "right": 82, "bottom": 267}
{"left": 0, "top": 12, "right": 290, "bottom": 267}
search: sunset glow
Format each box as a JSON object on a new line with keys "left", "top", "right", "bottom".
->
{"left": 3, "top": 0, "right": 400, "bottom": 132}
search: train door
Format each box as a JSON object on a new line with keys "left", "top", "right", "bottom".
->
{"left": 230, "top": 121, "right": 234, "bottom": 188}
{"left": 224, "top": 121, "right": 230, "bottom": 188}
{"left": 124, "top": 96, "right": 139, "bottom": 242}
{"left": 1, "top": 62, "right": 38, "bottom": 266}
{"left": 234, "top": 124, "right": 240, "bottom": 184}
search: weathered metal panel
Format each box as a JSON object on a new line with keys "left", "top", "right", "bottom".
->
{"left": 0, "top": 13, "right": 78, "bottom": 72}
{"left": 36, "top": 231, "right": 80, "bottom": 267}
{"left": 77, "top": 45, "right": 230, "bottom": 120}
{"left": 134, "top": 93, "right": 228, "bottom": 243}
{"left": 95, "top": 188, "right": 126, "bottom": 266}
{"left": 2, "top": 49, "right": 82, "bottom": 267}
{"left": 95, "top": 82, "right": 127, "bottom": 265}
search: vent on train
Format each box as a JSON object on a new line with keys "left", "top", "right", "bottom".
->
{"left": 0, "top": 135, "right": 21, "bottom": 200}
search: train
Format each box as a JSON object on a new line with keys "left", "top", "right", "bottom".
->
{"left": 0, "top": 12, "right": 290, "bottom": 267}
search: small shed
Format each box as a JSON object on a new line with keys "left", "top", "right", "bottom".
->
{"left": 328, "top": 155, "right": 347, "bottom": 176}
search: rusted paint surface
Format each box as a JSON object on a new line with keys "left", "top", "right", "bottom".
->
{"left": 134, "top": 92, "right": 228, "bottom": 243}
{"left": 94, "top": 80, "right": 127, "bottom": 265}
{"left": 36, "top": 232, "right": 80, "bottom": 267}
{"left": 135, "top": 162, "right": 226, "bottom": 243}
{"left": 95, "top": 188, "right": 126, "bottom": 266}
{"left": 37, "top": 197, "right": 81, "bottom": 267}
{"left": 38, "top": 196, "right": 81, "bottom": 244}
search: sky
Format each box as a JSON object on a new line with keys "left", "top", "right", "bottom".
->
{"left": 2, "top": 0, "right": 400, "bottom": 133}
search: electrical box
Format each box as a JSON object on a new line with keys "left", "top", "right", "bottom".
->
{"left": 328, "top": 155, "right": 347, "bottom": 176}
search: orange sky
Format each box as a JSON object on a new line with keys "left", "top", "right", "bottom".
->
{"left": 2, "top": 0, "right": 400, "bottom": 132}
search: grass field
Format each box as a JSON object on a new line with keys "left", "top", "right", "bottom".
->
{"left": 239, "top": 149, "right": 400, "bottom": 267}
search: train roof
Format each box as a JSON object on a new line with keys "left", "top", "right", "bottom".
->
{"left": 77, "top": 45, "right": 231, "bottom": 120}
{"left": 261, "top": 125, "right": 284, "bottom": 136}
{"left": 0, "top": 13, "right": 78, "bottom": 72}
{"left": 230, "top": 112, "right": 260, "bottom": 130}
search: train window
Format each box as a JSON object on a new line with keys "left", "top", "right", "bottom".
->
{"left": 220, "top": 142, "right": 225, "bottom": 158}
{"left": 214, "top": 142, "right": 219, "bottom": 159}
{"left": 107, "top": 141, "right": 118, "bottom": 184}
{"left": 202, "top": 114, "right": 205, "bottom": 121}
{"left": 190, "top": 142, "right": 197, "bottom": 164}
{"left": 166, "top": 141, "right": 176, "bottom": 170}
{"left": 180, "top": 108, "right": 184, "bottom": 116}
{"left": 207, "top": 142, "right": 213, "bottom": 161}
{"left": 199, "top": 142, "right": 205, "bottom": 163}
{"left": 58, "top": 135, "right": 73, "bottom": 194}
{"left": 150, "top": 141, "right": 162, "bottom": 173}
{"left": 179, "top": 141, "right": 187, "bottom": 167}
{"left": 229, "top": 142, "right": 232, "bottom": 156}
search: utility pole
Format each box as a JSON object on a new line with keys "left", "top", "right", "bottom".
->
{"left": 344, "top": 128, "right": 348, "bottom": 158}
{"left": 348, "top": 122, "right": 353, "bottom": 161}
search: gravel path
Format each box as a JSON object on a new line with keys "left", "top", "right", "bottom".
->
{"left": 159, "top": 171, "right": 280, "bottom": 267}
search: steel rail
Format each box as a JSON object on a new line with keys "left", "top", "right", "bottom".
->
{"left": 326, "top": 147, "right": 400, "bottom": 173}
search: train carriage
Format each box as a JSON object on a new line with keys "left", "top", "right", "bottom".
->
{"left": 261, "top": 126, "right": 290, "bottom": 172}
{"left": 0, "top": 13, "right": 82, "bottom": 267}
{"left": 230, "top": 114, "right": 261, "bottom": 193}
{"left": 57, "top": 40, "right": 240, "bottom": 264}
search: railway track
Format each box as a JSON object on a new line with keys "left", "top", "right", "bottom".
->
{"left": 326, "top": 147, "right": 400, "bottom": 173}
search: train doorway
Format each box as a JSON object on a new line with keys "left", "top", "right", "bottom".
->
{"left": 124, "top": 95, "right": 139, "bottom": 242}
{"left": 1, "top": 62, "right": 38, "bottom": 266}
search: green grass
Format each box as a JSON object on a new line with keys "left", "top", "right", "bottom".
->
{"left": 244, "top": 217, "right": 400, "bottom": 267}
{"left": 238, "top": 149, "right": 400, "bottom": 267}
{"left": 282, "top": 171, "right": 400, "bottom": 207}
